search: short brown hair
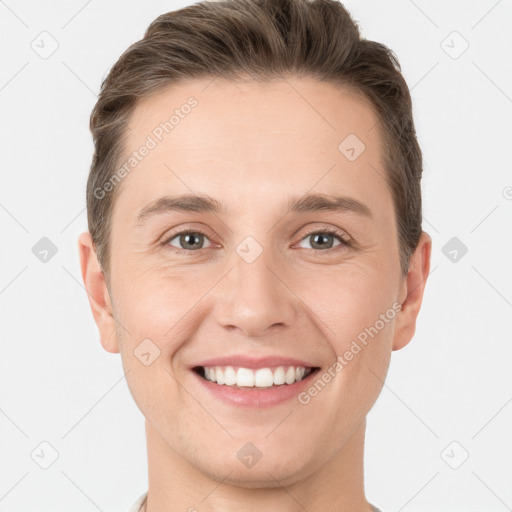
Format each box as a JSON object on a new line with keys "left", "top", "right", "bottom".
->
{"left": 87, "top": 0, "right": 424, "bottom": 279}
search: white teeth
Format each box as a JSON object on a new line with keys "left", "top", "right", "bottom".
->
{"left": 254, "top": 368, "right": 274, "bottom": 387}
{"left": 201, "top": 365, "right": 312, "bottom": 387}
{"left": 215, "top": 367, "right": 225, "bottom": 385}
{"left": 237, "top": 367, "right": 255, "bottom": 387}
{"left": 273, "top": 366, "right": 286, "bottom": 385}
{"left": 285, "top": 366, "right": 296, "bottom": 384}
{"left": 223, "top": 366, "right": 237, "bottom": 386}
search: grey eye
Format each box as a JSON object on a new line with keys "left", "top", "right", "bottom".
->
{"left": 167, "top": 231, "right": 212, "bottom": 251}
{"left": 297, "top": 231, "right": 344, "bottom": 250}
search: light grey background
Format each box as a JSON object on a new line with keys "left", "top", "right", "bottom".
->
{"left": 0, "top": 1, "right": 511, "bottom": 511}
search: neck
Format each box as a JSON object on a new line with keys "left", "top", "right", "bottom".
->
{"left": 143, "top": 418, "right": 373, "bottom": 512}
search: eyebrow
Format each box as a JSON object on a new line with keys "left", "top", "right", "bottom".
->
{"left": 136, "top": 192, "right": 373, "bottom": 224}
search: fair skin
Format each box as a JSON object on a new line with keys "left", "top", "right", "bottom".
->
{"left": 79, "top": 77, "right": 431, "bottom": 512}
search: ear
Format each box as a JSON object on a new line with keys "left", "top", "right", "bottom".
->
{"left": 392, "top": 231, "right": 432, "bottom": 351}
{"left": 78, "top": 231, "right": 119, "bottom": 354}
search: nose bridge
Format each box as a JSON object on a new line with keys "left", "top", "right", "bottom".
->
{"left": 213, "top": 239, "right": 296, "bottom": 337}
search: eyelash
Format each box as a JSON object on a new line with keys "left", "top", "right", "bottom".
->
{"left": 161, "top": 227, "right": 352, "bottom": 256}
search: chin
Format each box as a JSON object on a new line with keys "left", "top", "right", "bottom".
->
{"left": 198, "top": 452, "right": 312, "bottom": 489}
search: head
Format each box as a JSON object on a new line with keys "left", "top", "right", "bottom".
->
{"left": 80, "top": 0, "right": 431, "bottom": 489}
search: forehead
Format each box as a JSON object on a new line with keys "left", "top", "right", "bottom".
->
{"left": 126, "top": 76, "right": 381, "bottom": 155}
{"left": 116, "top": 77, "right": 390, "bottom": 218}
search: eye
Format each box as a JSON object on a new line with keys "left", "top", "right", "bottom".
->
{"left": 164, "top": 229, "right": 213, "bottom": 253}
{"left": 296, "top": 228, "right": 351, "bottom": 253}
{"left": 162, "top": 227, "right": 352, "bottom": 255}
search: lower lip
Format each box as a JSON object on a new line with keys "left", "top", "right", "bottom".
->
{"left": 192, "top": 368, "right": 320, "bottom": 408}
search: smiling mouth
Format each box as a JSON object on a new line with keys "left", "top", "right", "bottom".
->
{"left": 193, "top": 365, "right": 321, "bottom": 389}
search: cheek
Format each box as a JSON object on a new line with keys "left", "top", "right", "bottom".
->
{"left": 111, "top": 271, "right": 189, "bottom": 419}
{"left": 111, "top": 263, "right": 216, "bottom": 354}
{"left": 297, "top": 265, "right": 397, "bottom": 347}
{"left": 295, "top": 264, "right": 397, "bottom": 411}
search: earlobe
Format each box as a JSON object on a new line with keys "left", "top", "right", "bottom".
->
{"left": 78, "top": 232, "right": 119, "bottom": 354}
{"left": 392, "top": 231, "right": 432, "bottom": 351}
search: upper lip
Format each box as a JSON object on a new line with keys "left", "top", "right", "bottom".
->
{"left": 191, "top": 355, "right": 318, "bottom": 370}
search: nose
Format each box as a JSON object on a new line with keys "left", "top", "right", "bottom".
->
{"left": 213, "top": 248, "right": 297, "bottom": 339}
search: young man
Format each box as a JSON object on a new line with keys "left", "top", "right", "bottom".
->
{"left": 79, "top": 0, "right": 431, "bottom": 510}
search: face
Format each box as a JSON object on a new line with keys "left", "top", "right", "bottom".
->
{"left": 80, "top": 77, "right": 431, "bottom": 487}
